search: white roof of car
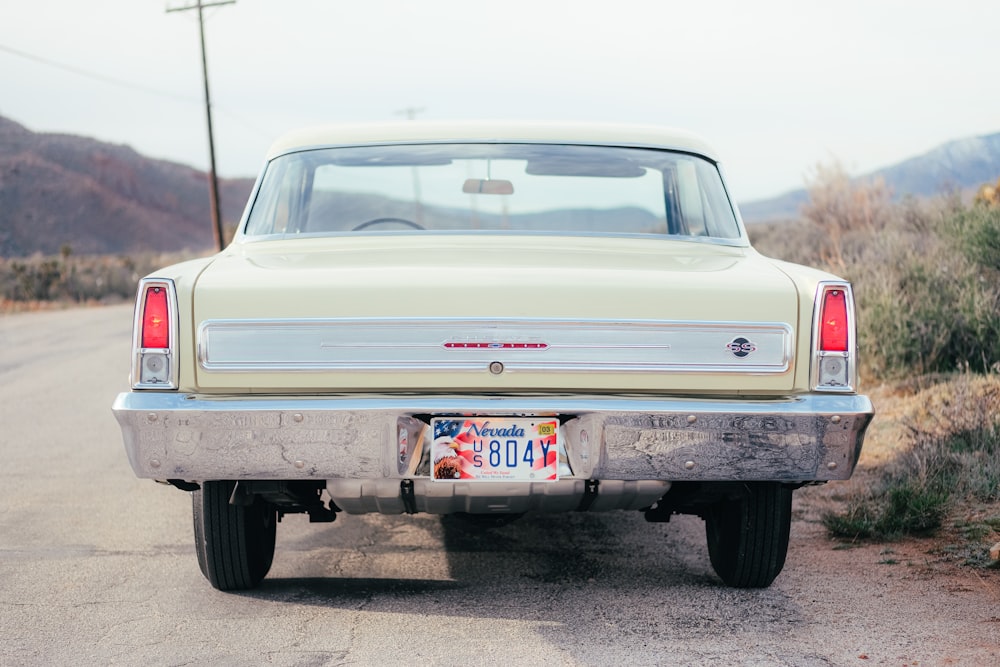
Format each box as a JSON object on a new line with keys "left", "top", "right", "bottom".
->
{"left": 266, "top": 121, "right": 720, "bottom": 161}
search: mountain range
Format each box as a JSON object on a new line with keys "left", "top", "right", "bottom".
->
{"left": 1, "top": 114, "right": 998, "bottom": 256}
{"left": 0, "top": 115, "right": 253, "bottom": 256}
{"left": 739, "top": 132, "right": 1000, "bottom": 223}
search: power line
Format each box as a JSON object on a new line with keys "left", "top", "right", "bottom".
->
{"left": 0, "top": 41, "right": 275, "bottom": 140}
{"left": 0, "top": 42, "right": 197, "bottom": 103}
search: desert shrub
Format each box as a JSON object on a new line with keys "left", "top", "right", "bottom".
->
{"left": 858, "top": 241, "right": 1000, "bottom": 377}
{"left": 952, "top": 204, "right": 1000, "bottom": 271}
{"left": 798, "top": 160, "right": 892, "bottom": 274}
{"left": 823, "top": 480, "right": 950, "bottom": 539}
{"left": 0, "top": 252, "right": 196, "bottom": 308}
{"left": 747, "top": 219, "right": 827, "bottom": 269}
{"left": 4, "top": 258, "right": 64, "bottom": 301}
{"left": 754, "top": 171, "right": 1000, "bottom": 549}
{"left": 752, "top": 166, "right": 1000, "bottom": 380}
{"left": 974, "top": 176, "right": 1000, "bottom": 207}
{"left": 824, "top": 378, "right": 1000, "bottom": 540}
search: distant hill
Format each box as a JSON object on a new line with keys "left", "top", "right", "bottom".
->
{"left": 739, "top": 131, "right": 1000, "bottom": 224}
{"left": 3, "top": 115, "right": 999, "bottom": 252}
{"left": 0, "top": 115, "right": 254, "bottom": 256}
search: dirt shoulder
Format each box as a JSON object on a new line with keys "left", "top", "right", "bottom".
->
{"left": 789, "top": 374, "right": 1000, "bottom": 661}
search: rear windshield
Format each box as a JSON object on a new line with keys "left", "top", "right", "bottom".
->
{"left": 243, "top": 143, "right": 742, "bottom": 241}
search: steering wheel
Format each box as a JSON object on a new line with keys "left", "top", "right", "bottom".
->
{"left": 351, "top": 217, "right": 425, "bottom": 231}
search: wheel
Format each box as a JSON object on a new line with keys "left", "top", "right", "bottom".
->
{"left": 351, "top": 217, "right": 425, "bottom": 231}
{"left": 704, "top": 482, "right": 792, "bottom": 588}
{"left": 192, "top": 480, "right": 277, "bottom": 591}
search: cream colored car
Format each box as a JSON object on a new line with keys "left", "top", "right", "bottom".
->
{"left": 113, "top": 122, "right": 873, "bottom": 591}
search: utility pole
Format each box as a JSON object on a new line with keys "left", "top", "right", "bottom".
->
{"left": 393, "top": 107, "right": 426, "bottom": 223}
{"left": 167, "top": 0, "right": 235, "bottom": 251}
{"left": 394, "top": 106, "right": 426, "bottom": 121}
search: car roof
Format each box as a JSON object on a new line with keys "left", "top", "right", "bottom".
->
{"left": 266, "top": 121, "right": 720, "bottom": 162}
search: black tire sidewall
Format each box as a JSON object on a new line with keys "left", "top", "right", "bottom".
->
{"left": 705, "top": 482, "right": 792, "bottom": 588}
{"left": 192, "top": 481, "right": 276, "bottom": 591}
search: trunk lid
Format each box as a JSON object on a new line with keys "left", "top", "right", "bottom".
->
{"left": 191, "top": 235, "right": 800, "bottom": 393}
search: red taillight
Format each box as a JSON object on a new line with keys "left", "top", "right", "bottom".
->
{"left": 819, "top": 289, "right": 849, "bottom": 352}
{"left": 141, "top": 286, "right": 170, "bottom": 349}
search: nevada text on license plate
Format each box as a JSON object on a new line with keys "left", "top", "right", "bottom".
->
{"left": 430, "top": 417, "right": 559, "bottom": 482}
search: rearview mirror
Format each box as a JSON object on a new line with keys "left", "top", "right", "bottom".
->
{"left": 462, "top": 178, "right": 514, "bottom": 195}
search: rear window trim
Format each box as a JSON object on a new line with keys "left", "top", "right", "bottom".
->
{"left": 237, "top": 141, "right": 749, "bottom": 247}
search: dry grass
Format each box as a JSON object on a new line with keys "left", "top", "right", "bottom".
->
{"left": 860, "top": 374, "right": 1000, "bottom": 466}
{"left": 0, "top": 251, "right": 201, "bottom": 313}
{"left": 0, "top": 298, "right": 120, "bottom": 314}
{"left": 801, "top": 374, "right": 1000, "bottom": 570}
{"left": 755, "top": 164, "right": 1000, "bottom": 562}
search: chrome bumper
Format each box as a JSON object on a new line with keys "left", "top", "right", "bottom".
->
{"left": 112, "top": 392, "right": 873, "bottom": 484}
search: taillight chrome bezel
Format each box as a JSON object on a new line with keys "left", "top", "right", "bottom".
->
{"left": 131, "top": 278, "right": 179, "bottom": 390}
{"left": 811, "top": 281, "right": 857, "bottom": 393}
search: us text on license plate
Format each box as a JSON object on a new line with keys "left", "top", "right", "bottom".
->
{"left": 430, "top": 417, "right": 559, "bottom": 482}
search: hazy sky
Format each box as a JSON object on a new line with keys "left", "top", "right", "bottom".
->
{"left": 1, "top": 0, "right": 997, "bottom": 202}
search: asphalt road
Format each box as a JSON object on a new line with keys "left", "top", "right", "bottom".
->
{"left": 1, "top": 305, "right": 997, "bottom": 666}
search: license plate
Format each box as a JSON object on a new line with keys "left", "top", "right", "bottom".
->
{"left": 430, "top": 417, "right": 559, "bottom": 482}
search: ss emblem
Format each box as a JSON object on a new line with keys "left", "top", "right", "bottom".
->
{"left": 726, "top": 337, "right": 757, "bottom": 358}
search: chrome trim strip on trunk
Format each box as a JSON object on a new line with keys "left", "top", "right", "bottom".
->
{"left": 198, "top": 318, "right": 793, "bottom": 375}
{"left": 113, "top": 391, "right": 872, "bottom": 486}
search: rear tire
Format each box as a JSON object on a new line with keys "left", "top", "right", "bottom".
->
{"left": 193, "top": 480, "right": 276, "bottom": 591}
{"left": 704, "top": 482, "right": 792, "bottom": 588}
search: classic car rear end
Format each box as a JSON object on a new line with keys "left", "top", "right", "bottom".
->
{"left": 113, "top": 122, "right": 873, "bottom": 590}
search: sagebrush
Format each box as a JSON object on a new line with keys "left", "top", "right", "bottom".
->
{"left": 752, "top": 162, "right": 1000, "bottom": 550}
{"left": 0, "top": 251, "right": 197, "bottom": 309}
{"left": 822, "top": 376, "right": 1000, "bottom": 541}
{"left": 752, "top": 165, "right": 1000, "bottom": 380}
